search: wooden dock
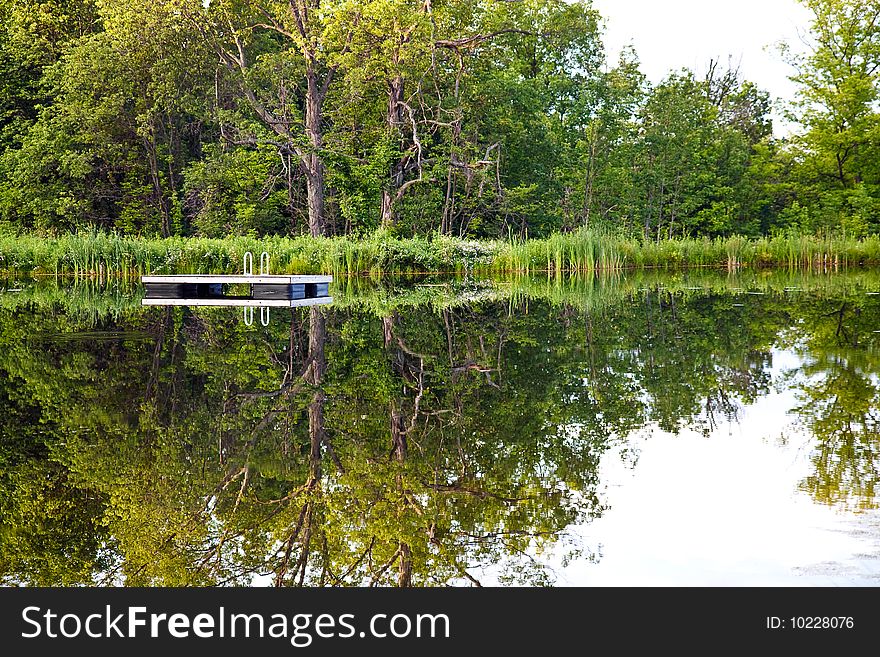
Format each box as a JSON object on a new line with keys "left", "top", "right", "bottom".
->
{"left": 141, "top": 274, "right": 332, "bottom": 302}
{"left": 142, "top": 275, "right": 332, "bottom": 284}
{"left": 141, "top": 296, "right": 332, "bottom": 307}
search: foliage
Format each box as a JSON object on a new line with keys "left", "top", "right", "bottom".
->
{"left": 0, "top": 1, "right": 877, "bottom": 239}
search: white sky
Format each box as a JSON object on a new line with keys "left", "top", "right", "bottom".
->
{"left": 591, "top": 0, "right": 815, "bottom": 135}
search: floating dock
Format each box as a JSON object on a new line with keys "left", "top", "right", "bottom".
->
{"left": 142, "top": 275, "right": 332, "bottom": 284}
{"left": 141, "top": 274, "right": 332, "bottom": 302}
{"left": 140, "top": 253, "right": 332, "bottom": 322}
{"left": 141, "top": 296, "right": 332, "bottom": 307}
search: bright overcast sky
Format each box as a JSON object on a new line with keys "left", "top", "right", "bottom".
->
{"left": 590, "top": 0, "right": 815, "bottom": 135}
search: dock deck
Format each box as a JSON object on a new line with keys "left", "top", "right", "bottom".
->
{"left": 141, "top": 274, "right": 332, "bottom": 284}
{"left": 141, "top": 274, "right": 333, "bottom": 303}
{"left": 141, "top": 296, "right": 332, "bottom": 307}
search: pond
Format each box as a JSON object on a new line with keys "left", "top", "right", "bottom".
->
{"left": 1, "top": 269, "right": 879, "bottom": 586}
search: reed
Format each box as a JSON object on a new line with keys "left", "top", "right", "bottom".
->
{"left": 1, "top": 228, "right": 880, "bottom": 277}
{"left": 486, "top": 228, "right": 880, "bottom": 274}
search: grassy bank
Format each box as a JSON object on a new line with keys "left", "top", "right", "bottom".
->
{"left": 492, "top": 230, "right": 880, "bottom": 273}
{"left": 2, "top": 229, "right": 880, "bottom": 277}
{"left": 0, "top": 230, "right": 493, "bottom": 277}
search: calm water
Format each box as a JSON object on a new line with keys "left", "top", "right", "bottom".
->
{"left": 1, "top": 270, "right": 879, "bottom": 586}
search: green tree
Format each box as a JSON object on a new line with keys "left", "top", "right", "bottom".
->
{"left": 0, "top": 0, "right": 99, "bottom": 151}
{"left": 784, "top": 0, "right": 880, "bottom": 234}
{"left": 575, "top": 46, "right": 645, "bottom": 232}
{"left": 0, "top": 0, "right": 214, "bottom": 234}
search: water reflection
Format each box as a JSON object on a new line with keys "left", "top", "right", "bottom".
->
{"left": 0, "top": 271, "right": 879, "bottom": 586}
{"left": 785, "top": 295, "right": 880, "bottom": 511}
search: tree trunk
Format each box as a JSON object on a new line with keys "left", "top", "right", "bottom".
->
{"left": 391, "top": 404, "right": 411, "bottom": 587}
{"left": 306, "top": 306, "right": 326, "bottom": 385}
{"left": 144, "top": 129, "right": 170, "bottom": 238}
{"left": 655, "top": 178, "right": 666, "bottom": 243}
{"left": 583, "top": 122, "right": 599, "bottom": 228}
{"left": 383, "top": 313, "right": 415, "bottom": 587}
{"left": 381, "top": 75, "right": 406, "bottom": 228}
{"left": 305, "top": 72, "right": 326, "bottom": 237}
{"left": 441, "top": 54, "right": 465, "bottom": 235}
{"left": 836, "top": 152, "right": 848, "bottom": 188}
{"left": 305, "top": 308, "right": 326, "bottom": 484}
{"left": 397, "top": 541, "right": 413, "bottom": 587}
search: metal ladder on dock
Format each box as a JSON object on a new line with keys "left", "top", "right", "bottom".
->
{"left": 242, "top": 251, "right": 271, "bottom": 326}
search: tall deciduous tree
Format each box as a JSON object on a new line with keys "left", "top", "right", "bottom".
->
{"left": 784, "top": 0, "right": 880, "bottom": 233}
{"left": 0, "top": 0, "right": 213, "bottom": 234}
{"left": 0, "top": 0, "right": 99, "bottom": 150}
{"left": 183, "top": 0, "right": 360, "bottom": 237}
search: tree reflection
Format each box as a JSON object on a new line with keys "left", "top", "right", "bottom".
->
{"left": 1, "top": 274, "right": 880, "bottom": 585}
{"left": 786, "top": 296, "right": 880, "bottom": 510}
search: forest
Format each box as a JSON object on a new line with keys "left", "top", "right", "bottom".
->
{"left": 1, "top": 0, "right": 879, "bottom": 251}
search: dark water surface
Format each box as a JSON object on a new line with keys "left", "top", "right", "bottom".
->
{"left": 1, "top": 270, "right": 879, "bottom": 586}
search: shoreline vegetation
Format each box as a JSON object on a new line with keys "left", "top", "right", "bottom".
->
{"left": 1, "top": 230, "right": 880, "bottom": 278}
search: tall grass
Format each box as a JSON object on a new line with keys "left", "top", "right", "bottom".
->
{"left": 2, "top": 228, "right": 880, "bottom": 277}
{"left": 488, "top": 228, "right": 880, "bottom": 274}
{"left": 0, "top": 230, "right": 500, "bottom": 277}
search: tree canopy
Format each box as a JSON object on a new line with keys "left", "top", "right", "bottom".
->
{"left": 1, "top": 0, "right": 878, "bottom": 239}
